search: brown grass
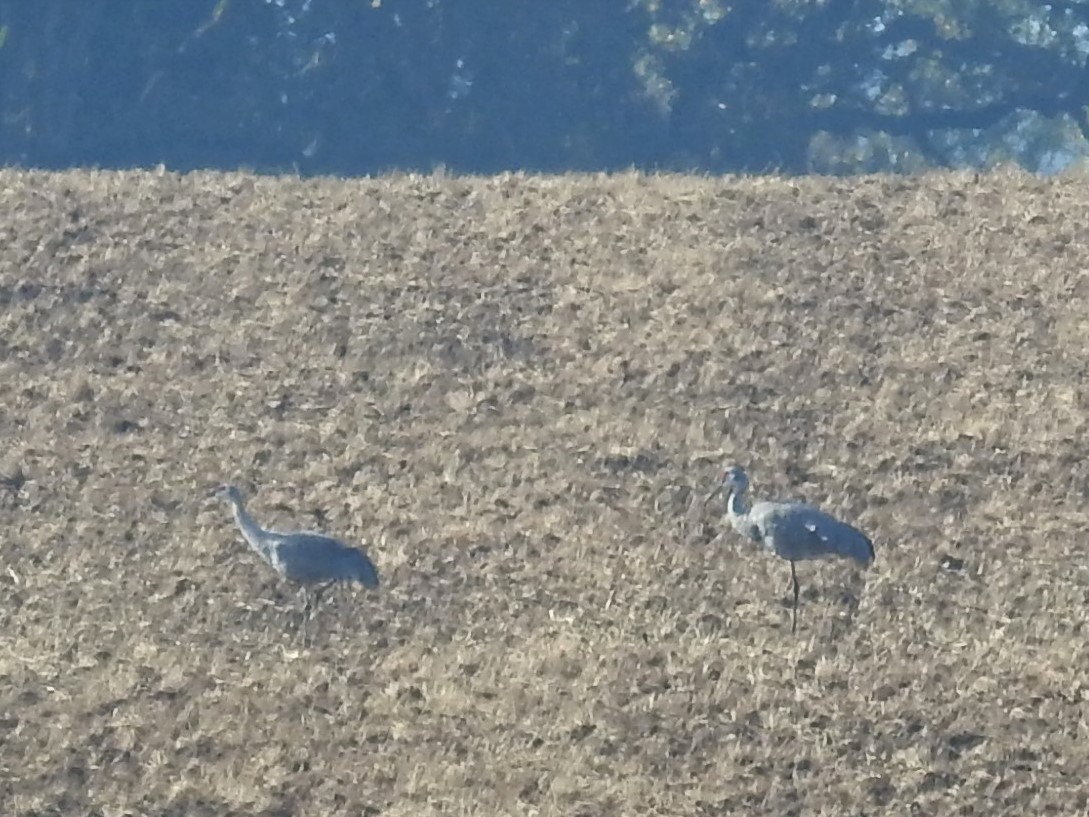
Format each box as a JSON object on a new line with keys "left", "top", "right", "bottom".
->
{"left": 1, "top": 166, "right": 1088, "bottom": 816}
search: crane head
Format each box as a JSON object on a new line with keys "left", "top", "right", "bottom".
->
{"left": 210, "top": 483, "right": 243, "bottom": 504}
{"left": 720, "top": 465, "right": 748, "bottom": 491}
{"left": 704, "top": 464, "right": 749, "bottom": 503}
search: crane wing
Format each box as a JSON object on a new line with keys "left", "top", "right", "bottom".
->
{"left": 270, "top": 532, "right": 380, "bottom": 586}
{"left": 803, "top": 516, "right": 874, "bottom": 565}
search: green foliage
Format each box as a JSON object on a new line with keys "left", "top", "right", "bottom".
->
{"left": 0, "top": 0, "right": 1085, "bottom": 173}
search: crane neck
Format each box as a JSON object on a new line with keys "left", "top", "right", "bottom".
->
{"left": 230, "top": 499, "right": 274, "bottom": 559}
{"left": 726, "top": 487, "right": 752, "bottom": 535}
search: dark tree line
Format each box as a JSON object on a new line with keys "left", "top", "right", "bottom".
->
{"left": 0, "top": 0, "right": 1087, "bottom": 175}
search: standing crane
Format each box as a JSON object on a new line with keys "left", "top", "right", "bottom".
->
{"left": 701, "top": 465, "right": 874, "bottom": 633}
{"left": 210, "top": 484, "right": 379, "bottom": 637}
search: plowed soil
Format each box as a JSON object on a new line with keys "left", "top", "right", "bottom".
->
{"left": 2, "top": 167, "right": 1088, "bottom": 816}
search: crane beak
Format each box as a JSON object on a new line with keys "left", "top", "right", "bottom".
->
{"left": 685, "top": 482, "right": 723, "bottom": 540}
{"left": 702, "top": 483, "right": 724, "bottom": 505}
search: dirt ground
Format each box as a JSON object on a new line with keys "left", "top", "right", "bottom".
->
{"left": 1, "top": 166, "right": 1088, "bottom": 816}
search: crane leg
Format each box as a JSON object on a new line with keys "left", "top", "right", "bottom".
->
{"left": 790, "top": 561, "right": 799, "bottom": 634}
{"left": 312, "top": 580, "right": 334, "bottom": 606}
{"left": 299, "top": 586, "right": 312, "bottom": 646}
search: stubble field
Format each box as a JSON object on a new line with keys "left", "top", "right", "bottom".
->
{"left": 1, "top": 167, "right": 1088, "bottom": 816}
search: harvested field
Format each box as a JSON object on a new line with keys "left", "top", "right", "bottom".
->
{"left": 1, "top": 167, "right": 1088, "bottom": 816}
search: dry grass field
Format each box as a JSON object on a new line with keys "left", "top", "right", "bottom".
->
{"left": 1, "top": 166, "right": 1088, "bottom": 816}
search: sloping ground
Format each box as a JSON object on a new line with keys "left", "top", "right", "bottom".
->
{"left": 1, "top": 167, "right": 1088, "bottom": 816}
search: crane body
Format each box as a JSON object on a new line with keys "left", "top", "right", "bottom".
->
{"left": 211, "top": 484, "right": 379, "bottom": 636}
{"left": 705, "top": 465, "right": 874, "bottom": 632}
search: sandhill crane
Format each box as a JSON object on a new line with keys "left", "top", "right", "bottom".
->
{"left": 210, "top": 484, "right": 379, "bottom": 636}
{"left": 702, "top": 465, "right": 874, "bottom": 633}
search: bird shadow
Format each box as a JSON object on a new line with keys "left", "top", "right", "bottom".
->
{"left": 775, "top": 566, "right": 867, "bottom": 641}
{"left": 229, "top": 585, "right": 354, "bottom": 648}
{"left": 825, "top": 570, "right": 868, "bottom": 642}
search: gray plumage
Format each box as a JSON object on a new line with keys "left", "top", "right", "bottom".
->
{"left": 211, "top": 484, "right": 380, "bottom": 590}
{"left": 705, "top": 465, "right": 874, "bottom": 633}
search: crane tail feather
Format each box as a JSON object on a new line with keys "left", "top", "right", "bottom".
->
{"left": 349, "top": 551, "right": 380, "bottom": 588}
{"left": 855, "top": 534, "right": 876, "bottom": 566}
